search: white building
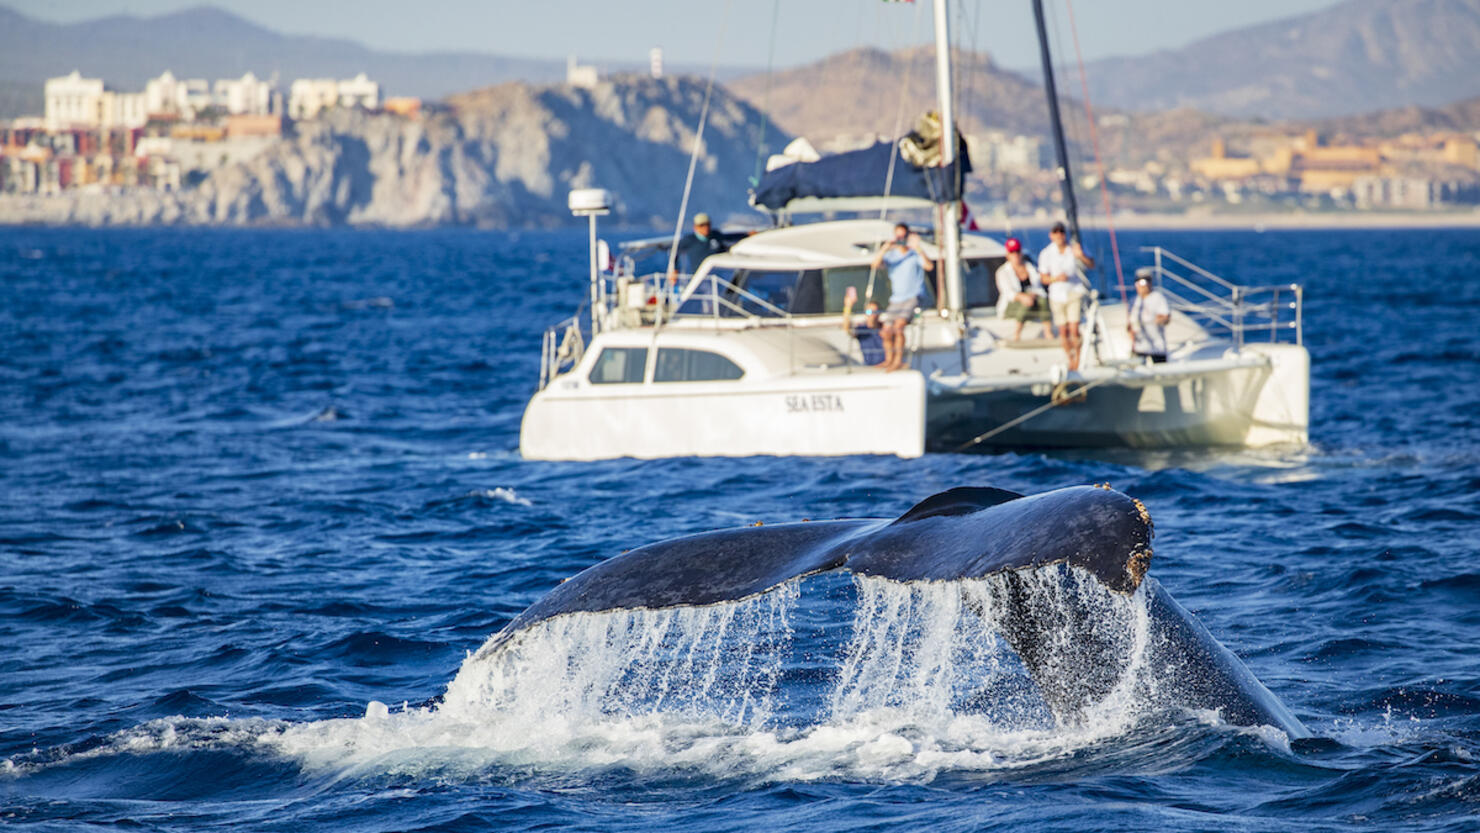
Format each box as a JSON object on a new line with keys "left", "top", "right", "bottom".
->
{"left": 99, "top": 91, "right": 148, "bottom": 129}
{"left": 43, "top": 71, "right": 148, "bottom": 130}
{"left": 649, "top": 47, "right": 664, "bottom": 79}
{"left": 289, "top": 79, "right": 339, "bottom": 119}
{"left": 212, "top": 72, "right": 278, "bottom": 116}
{"left": 336, "top": 73, "right": 378, "bottom": 109}
{"left": 289, "top": 74, "right": 378, "bottom": 119}
{"left": 44, "top": 71, "right": 105, "bottom": 130}
{"left": 144, "top": 71, "right": 212, "bottom": 119}
{"left": 567, "top": 56, "right": 598, "bottom": 89}
{"left": 988, "top": 133, "right": 1049, "bottom": 176}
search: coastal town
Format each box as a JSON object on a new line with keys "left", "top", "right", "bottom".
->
{"left": 0, "top": 69, "right": 418, "bottom": 196}
{"left": 2, "top": 60, "right": 1478, "bottom": 220}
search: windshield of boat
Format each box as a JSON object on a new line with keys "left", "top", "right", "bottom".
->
{"left": 963, "top": 256, "right": 1006, "bottom": 309}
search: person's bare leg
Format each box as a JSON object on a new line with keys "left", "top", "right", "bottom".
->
{"left": 889, "top": 322, "right": 908, "bottom": 371}
{"left": 877, "top": 320, "right": 895, "bottom": 367}
{"left": 1064, "top": 322, "right": 1081, "bottom": 371}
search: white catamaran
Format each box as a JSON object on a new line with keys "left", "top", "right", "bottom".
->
{"left": 520, "top": 0, "right": 1309, "bottom": 461}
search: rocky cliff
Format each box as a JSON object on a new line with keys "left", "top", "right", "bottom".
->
{"left": 0, "top": 75, "right": 785, "bottom": 228}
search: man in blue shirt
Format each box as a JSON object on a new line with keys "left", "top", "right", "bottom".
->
{"left": 868, "top": 222, "right": 934, "bottom": 371}
{"left": 670, "top": 212, "right": 730, "bottom": 281}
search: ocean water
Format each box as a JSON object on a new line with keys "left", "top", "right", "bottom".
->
{"left": 1, "top": 225, "right": 1477, "bottom": 832}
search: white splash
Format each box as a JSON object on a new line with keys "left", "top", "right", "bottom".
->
{"left": 472, "top": 487, "right": 531, "bottom": 506}
{"left": 12, "top": 568, "right": 1222, "bottom": 784}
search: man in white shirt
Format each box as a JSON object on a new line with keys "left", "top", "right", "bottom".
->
{"left": 1038, "top": 222, "right": 1095, "bottom": 370}
{"left": 994, "top": 237, "right": 1050, "bottom": 340}
{"left": 1128, "top": 270, "right": 1172, "bottom": 362}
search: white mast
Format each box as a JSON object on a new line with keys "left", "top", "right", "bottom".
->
{"left": 932, "top": 0, "right": 963, "bottom": 320}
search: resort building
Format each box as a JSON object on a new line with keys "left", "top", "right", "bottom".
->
{"left": 288, "top": 74, "right": 380, "bottom": 119}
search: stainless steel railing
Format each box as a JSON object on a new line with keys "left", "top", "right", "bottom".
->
{"left": 1131, "top": 247, "right": 1304, "bottom": 350}
{"left": 538, "top": 314, "right": 584, "bottom": 391}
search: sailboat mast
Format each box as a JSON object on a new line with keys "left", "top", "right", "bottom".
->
{"left": 932, "top": 0, "right": 963, "bottom": 317}
{"left": 1031, "top": 0, "right": 1081, "bottom": 244}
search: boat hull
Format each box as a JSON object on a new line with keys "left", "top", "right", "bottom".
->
{"left": 521, "top": 371, "right": 927, "bottom": 461}
{"left": 927, "top": 344, "right": 1309, "bottom": 451}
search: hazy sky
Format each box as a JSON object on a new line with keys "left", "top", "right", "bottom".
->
{"left": 14, "top": 0, "right": 1344, "bottom": 69}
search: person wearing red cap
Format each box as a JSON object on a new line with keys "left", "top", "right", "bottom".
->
{"left": 995, "top": 237, "right": 1050, "bottom": 340}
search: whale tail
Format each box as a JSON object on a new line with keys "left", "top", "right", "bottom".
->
{"left": 480, "top": 485, "right": 1307, "bottom": 738}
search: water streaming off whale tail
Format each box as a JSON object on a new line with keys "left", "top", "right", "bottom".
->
{"left": 17, "top": 568, "right": 1225, "bottom": 784}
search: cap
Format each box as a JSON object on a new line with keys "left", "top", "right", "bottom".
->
{"left": 693, "top": 212, "right": 711, "bottom": 226}
{"left": 1004, "top": 237, "right": 1022, "bottom": 253}
{"left": 1050, "top": 221, "right": 1067, "bottom": 234}
{"left": 1135, "top": 274, "right": 1152, "bottom": 285}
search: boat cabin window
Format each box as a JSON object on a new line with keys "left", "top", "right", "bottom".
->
{"left": 962, "top": 256, "right": 1006, "bottom": 309}
{"left": 588, "top": 347, "right": 648, "bottom": 384}
{"left": 822, "top": 266, "right": 890, "bottom": 312}
{"left": 728, "top": 269, "right": 805, "bottom": 315}
{"left": 654, "top": 348, "right": 745, "bottom": 383}
{"left": 706, "top": 266, "right": 941, "bottom": 317}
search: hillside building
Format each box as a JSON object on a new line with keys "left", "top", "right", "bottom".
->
{"left": 336, "top": 73, "right": 379, "bottom": 110}
{"left": 1352, "top": 173, "right": 1480, "bottom": 209}
{"left": 1190, "top": 138, "right": 1261, "bottom": 180}
{"left": 44, "top": 71, "right": 105, "bottom": 130}
{"left": 214, "top": 72, "right": 278, "bottom": 116}
{"left": 968, "top": 131, "right": 1048, "bottom": 176}
{"left": 567, "top": 56, "right": 599, "bottom": 89}
{"left": 144, "top": 71, "right": 212, "bottom": 119}
{"left": 44, "top": 71, "right": 149, "bottom": 131}
{"left": 289, "top": 74, "right": 380, "bottom": 119}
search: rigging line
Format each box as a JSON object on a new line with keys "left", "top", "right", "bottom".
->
{"left": 749, "top": 0, "right": 783, "bottom": 188}
{"left": 877, "top": 0, "right": 927, "bottom": 221}
{"left": 1064, "top": 0, "right": 1126, "bottom": 305}
{"left": 867, "top": 0, "right": 927, "bottom": 308}
{"left": 665, "top": 0, "right": 734, "bottom": 287}
{"left": 951, "top": 374, "right": 1117, "bottom": 452}
{"left": 1043, "top": 0, "right": 1100, "bottom": 287}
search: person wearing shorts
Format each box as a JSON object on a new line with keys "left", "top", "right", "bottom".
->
{"left": 1038, "top": 222, "right": 1095, "bottom": 371}
{"left": 995, "top": 237, "right": 1050, "bottom": 340}
{"left": 870, "top": 222, "right": 933, "bottom": 371}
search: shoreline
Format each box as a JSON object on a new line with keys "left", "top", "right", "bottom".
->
{"left": 999, "top": 210, "right": 1480, "bottom": 231}
{"left": 3, "top": 192, "right": 1479, "bottom": 233}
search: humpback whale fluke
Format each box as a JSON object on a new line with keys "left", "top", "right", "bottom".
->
{"left": 482, "top": 485, "right": 1308, "bottom": 738}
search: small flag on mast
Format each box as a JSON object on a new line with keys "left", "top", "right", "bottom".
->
{"left": 960, "top": 201, "right": 980, "bottom": 232}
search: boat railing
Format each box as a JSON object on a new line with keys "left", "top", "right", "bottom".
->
{"left": 593, "top": 270, "right": 794, "bottom": 328}
{"left": 1133, "top": 247, "right": 1304, "bottom": 349}
{"left": 538, "top": 313, "right": 585, "bottom": 391}
{"left": 677, "top": 272, "right": 791, "bottom": 321}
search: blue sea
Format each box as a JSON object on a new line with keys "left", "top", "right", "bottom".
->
{"left": 2, "top": 225, "right": 1477, "bottom": 832}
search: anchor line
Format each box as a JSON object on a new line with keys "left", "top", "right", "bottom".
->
{"left": 951, "top": 374, "right": 1117, "bottom": 452}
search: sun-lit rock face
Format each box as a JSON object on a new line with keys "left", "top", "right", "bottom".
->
{"left": 0, "top": 74, "right": 786, "bottom": 229}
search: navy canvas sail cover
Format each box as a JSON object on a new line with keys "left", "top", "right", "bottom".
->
{"left": 751, "top": 138, "right": 972, "bottom": 211}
